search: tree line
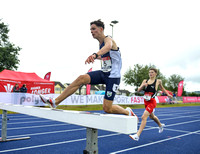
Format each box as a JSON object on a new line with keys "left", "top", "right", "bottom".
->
{"left": 123, "top": 64, "right": 200, "bottom": 96}
{"left": 0, "top": 19, "right": 21, "bottom": 72}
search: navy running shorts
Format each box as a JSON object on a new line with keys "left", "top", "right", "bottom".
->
{"left": 87, "top": 70, "right": 120, "bottom": 101}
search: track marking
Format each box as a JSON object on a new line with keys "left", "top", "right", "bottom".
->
{"left": 7, "top": 128, "right": 86, "bottom": 139}
{"left": 110, "top": 130, "right": 200, "bottom": 154}
{"left": 0, "top": 120, "right": 56, "bottom": 125}
{"left": 0, "top": 133, "right": 119, "bottom": 153}
{"left": 136, "top": 114, "right": 200, "bottom": 125}
{"left": 163, "top": 127, "right": 200, "bottom": 135}
{"left": 144, "top": 119, "right": 200, "bottom": 132}
{"left": 0, "top": 123, "right": 70, "bottom": 130}
{"left": 1, "top": 117, "right": 42, "bottom": 121}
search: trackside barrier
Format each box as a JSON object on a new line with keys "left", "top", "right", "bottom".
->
{"left": 0, "top": 103, "right": 137, "bottom": 154}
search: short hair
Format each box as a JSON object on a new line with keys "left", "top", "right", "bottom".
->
{"left": 149, "top": 68, "right": 158, "bottom": 74}
{"left": 90, "top": 19, "right": 105, "bottom": 29}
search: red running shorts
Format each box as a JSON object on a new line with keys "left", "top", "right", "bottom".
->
{"left": 144, "top": 98, "right": 157, "bottom": 114}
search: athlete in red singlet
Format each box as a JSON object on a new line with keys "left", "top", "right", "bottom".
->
{"left": 129, "top": 68, "right": 173, "bottom": 141}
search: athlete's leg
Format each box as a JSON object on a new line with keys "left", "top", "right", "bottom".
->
{"left": 102, "top": 76, "right": 129, "bottom": 115}
{"left": 149, "top": 112, "right": 162, "bottom": 127}
{"left": 55, "top": 74, "right": 90, "bottom": 105}
{"left": 137, "top": 110, "right": 150, "bottom": 136}
{"left": 149, "top": 112, "right": 165, "bottom": 133}
{"left": 103, "top": 99, "right": 129, "bottom": 115}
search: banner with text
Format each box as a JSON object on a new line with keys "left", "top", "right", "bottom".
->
{"left": 182, "top": 97, "right": 200, "bottom": 103}
{"left": 0, "top": 92, "right": 147, "bottom": 106}
{"left": 2, "top": 93, "right": 199, "bottom": 106}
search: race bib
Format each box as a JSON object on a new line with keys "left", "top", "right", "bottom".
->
{"left": 101, "top": 56, "right": 111, "bottom": 72}
{"left": 143, "top": 94, "right": 151, "bottom": 101}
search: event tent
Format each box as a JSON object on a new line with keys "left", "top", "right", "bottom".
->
{"left": 0, "top": 69, "right": 54, "bottom": 94}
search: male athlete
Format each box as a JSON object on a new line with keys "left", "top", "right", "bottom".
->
{"left": 129, "top": 68, "right": 172, "bottom": 141}
{"left": 40, "top": 19, "right": 137, "bottom": 117}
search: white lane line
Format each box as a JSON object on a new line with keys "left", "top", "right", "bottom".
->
{"left": 132, "top": 110, "right": 200, "bottom": 121}
{"left": 0, "top": 120, "right": 56, "bottom": 125}
{"left": 7, "top": 128, "right": 86, "bottom": 139}
{"left": 154, "top": 110, "right": 200, "bottom": 117}
{"left": 2, "top": 117, "right": 41, "bottom": 121}
{"left": 138, "top": 114, "right": 200, "bottom": 125}
{"left": 139, "top": 119, "right": 200, "bottom": 133}
{"left": 0, "top": 123, "right": 70, "bottom": 130}
{"left": 110, "top": 130, "right": 200, "bottom": 154}
{"left": 0, "top": 133, "right": 119, "bottom": 153}
{"left": 150, "top": 114, "right": 200, "bottom": 122}
{"left": 1, "top": 115, "right": 34, "bottom": 118}
{"left": 163, "top": 128, "right": 200, "bottom": 135}
{"left": 164, "top": 119, "right": 200, "bottom": 127}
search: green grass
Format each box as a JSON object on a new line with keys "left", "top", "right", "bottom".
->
{"left": 1, "top": 103, "right": 200, "bottom": 114}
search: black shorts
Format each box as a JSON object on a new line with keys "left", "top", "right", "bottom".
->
{"left": 87, "top": 70, "right": 120, "bottom": 101}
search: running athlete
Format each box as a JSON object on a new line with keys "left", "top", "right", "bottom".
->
{"left": 40, "top": 19, "right": 137, "bottom": 117}
{"left": 129, "top": 68, "right": 172, "bottom": 141}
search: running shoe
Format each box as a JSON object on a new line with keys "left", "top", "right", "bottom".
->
{"left": 159, "top": 123, "right": 165, "bottom": 133}
{"left": 39, "top": 94, "right": 56, "bottom": 109}
{"left": 129, "top": 134, "right": 139, "bottom": 141}
{"left": 126, "top": 107, "right": 139, "bottom": 123}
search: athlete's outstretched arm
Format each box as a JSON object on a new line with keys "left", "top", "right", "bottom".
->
{"left": 158, "top": 80, "right": 172, "bottom": 98}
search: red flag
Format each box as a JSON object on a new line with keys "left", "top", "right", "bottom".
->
{"left": 177, "top": 80, "right": 184, "bottom": 97}
{"left": 44, "top": 72, "right": 51, "bottom": 81}
{"left": 86, "top": 68, "right": 92, "bottom": 95}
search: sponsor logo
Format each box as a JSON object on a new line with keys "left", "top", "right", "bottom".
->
{"left": 4, "top": 84, "right": 14, "bottom": 92}
{"left": 107, "top": 91, "right": 112, "bottom": 97}
{"left": 30, "top": 86, "right": 51, "bottom": 94}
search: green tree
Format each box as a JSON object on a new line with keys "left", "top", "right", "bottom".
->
{"left": 0, "top": 19, "right": 21, "bottom": 72}
{"left": 123, "top": 64, "right": 167, "bottom": 91}
{"left": 167, "top": 74, "right": 184, "bottom": 93}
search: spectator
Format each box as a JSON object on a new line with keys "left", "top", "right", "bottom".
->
{"left": 20, "top": 84, "right": 27, "bottom": 93}
{"left": 13, "top": 84, "right": 20, "bottom": 92}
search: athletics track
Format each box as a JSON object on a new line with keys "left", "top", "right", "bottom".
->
{"left": 0, "top": 106, "right": 200, "bottom": 154}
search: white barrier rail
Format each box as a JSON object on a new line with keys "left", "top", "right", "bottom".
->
{"left": 0, "top": 103, "right": 137, "bottom": 154}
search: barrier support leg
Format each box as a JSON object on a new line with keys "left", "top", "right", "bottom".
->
{"left": 83, "top": 128, "right": 98, "bottom": 154}
{"left": 0, "top": 110, "right": 30, "bottom": 142}
{"left": 1, "top": 110, "right": 7, "bottom": 141}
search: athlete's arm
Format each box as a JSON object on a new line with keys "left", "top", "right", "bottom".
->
{"left": 158, "top": 79, "right": 173, "bottom": 99}
{"left": 137, "top": 80, "right": 147, "bottom": 92}
{"left": 96, "top": 37, "right": 113, "bottom": 56}
{"left": 85, "top": 37, "right": 113, "bottom": 64}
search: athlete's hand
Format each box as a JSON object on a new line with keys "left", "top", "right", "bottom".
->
{"left": 168, "top": 94, "right": 173, "bottom": 99}
{"left": 85, "top": 54, "right": 96, "bottom": 64}
{"left": 142, "top": 83, "right": 148, "bottom": 88}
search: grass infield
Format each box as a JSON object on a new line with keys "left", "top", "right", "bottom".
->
{"left": 1, "top": 103, "right": 200, "bottom": 114}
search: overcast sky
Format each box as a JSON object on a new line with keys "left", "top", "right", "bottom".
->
{"left": 1, "top": 0, "right": 200, "bottom": 92}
